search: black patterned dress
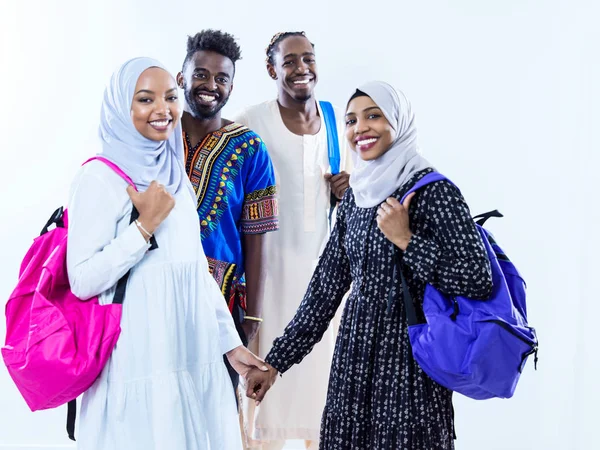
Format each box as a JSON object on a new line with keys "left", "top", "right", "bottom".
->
{"left": 265, "top": 169, "right": 493, "bottom": 450}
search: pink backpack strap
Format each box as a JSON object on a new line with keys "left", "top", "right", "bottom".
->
{"left": 82, "top": 156, "right": 137, "bottom": 191}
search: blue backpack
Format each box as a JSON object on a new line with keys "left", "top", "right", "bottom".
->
{"left": 397, "top": 172, "right": 538, "bottom": 399}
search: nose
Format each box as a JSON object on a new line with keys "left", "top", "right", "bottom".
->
{"left": 154, "top": 98, "right": 170, "bottom": 117}
{"left": 205, "top": 76, "right": 218, "bottom": 91}
{"left": 354, "top": 118, "right": 369, "bottom": 135}
{"left": 295, "top": 60, "right": 309, "bottom": 74}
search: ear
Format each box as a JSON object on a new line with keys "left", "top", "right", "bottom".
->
{"left": 176, "top": 72, "right": 184, "bottom": 89}
{"left": 266, "top": 63, "right": 277, "bottom": 80}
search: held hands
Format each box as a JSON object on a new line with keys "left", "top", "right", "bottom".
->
{"left": 244, "top": 362, "right": 278, "bottom": 406}
{"left": 376, "top": 193, "right": 416, "bottom": 251}
{"left": 225, "top": 345, "right": 269, "bottom": 379}
{"left": 126, "top": 181, "right": 175, "bottom": 236}
{"left": 324, "top": 171, "right": 351, "bottom": 200}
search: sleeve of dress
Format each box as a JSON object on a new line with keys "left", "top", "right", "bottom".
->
{"left": 240, "top": 135, "right": 279, "bottom": 234}
{"left": 201, "top": 264, "right": 243, "bottom": 354}
{"left": 66, "top": 170, "right": 150, "bottom": 300}
{"left": 265, "top": 194, "right": 352, "bottom": 374}
{"left": 403, "top": 180, "right": 493, "bottom": 299}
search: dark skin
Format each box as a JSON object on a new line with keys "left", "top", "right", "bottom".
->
{"left": 241, "top": 234, "right": 266, "bottom": 342}
{"left": 267, "top": 35, "right": 350, "bottom": 199}
{"left": 177, "top": 50, "right": 234, "bottom": 145}
{"left": 177, "top": 50, "right": 264, "bottom": 343}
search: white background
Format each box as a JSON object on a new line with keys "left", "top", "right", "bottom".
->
{"left": 0, "top": 0, "right": 598, "bottom": 449}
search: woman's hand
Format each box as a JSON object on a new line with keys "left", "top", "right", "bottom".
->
{"left": 225, "top": 346, "right": 268, "bottom": 379}
{"left": 245, "top": 363, "right": 278, "bottom": 405}
{"left": 127, "top": 181, "right": 175, "bottom": 237}
{"left": 376, "top": 193, "right": 415, "bottom": 251}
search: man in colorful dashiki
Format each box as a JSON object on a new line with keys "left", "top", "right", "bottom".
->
{"left": 177, "top": 29, "right": 278, "bottom": 394}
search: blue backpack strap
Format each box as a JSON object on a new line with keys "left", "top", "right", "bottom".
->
{"left": 400, "top": 171, "right": 450, "bottom": 203}
{"left": 320, "top": 101, "right": 340, "bottom": 175}
{"left": 388, "top": 171, "right": 451, "bottom": 317}
{"left": 320, "top": 101, "right": 342, "bottom": 231}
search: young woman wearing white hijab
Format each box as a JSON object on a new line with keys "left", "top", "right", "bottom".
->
{"left": 246, "top": 81, "right": 493, "bottom": 449}
{"left": 67, "top": 57, "right": 267, "bottom": 450}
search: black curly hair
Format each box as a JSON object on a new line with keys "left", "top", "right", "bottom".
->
{"left": 183, "top": 29, "right": 242, "bottom": 73}
{"left": 265, "top": 31, "right": 315, "bottom": 65}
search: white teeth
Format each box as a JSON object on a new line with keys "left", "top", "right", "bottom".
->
{"left": 357, "top": 138, "right": 377, "bottom": 146}
{"left": 293, "top": 79, "right": 310, "bottom": 85}
{"left": 199, "top": 94, "right": 217, "bottom": 102}
{"left": 150, "top": 120, "right": 169, "bottom": 127}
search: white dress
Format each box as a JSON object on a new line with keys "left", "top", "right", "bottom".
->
{"left": 66, "top": 160, "right": 242, "bottom": 450}
{"left": 233, "top": 100, "right": 352, "bottom": 444}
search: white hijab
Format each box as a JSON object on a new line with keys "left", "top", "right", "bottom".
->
{"left": 349, "top": 81, "right": 432, "bottom": 208}
{"left": 98, "top": 57, "right": 192, "bottom": 198}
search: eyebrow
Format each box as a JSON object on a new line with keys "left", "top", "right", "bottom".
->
{"left": 193, "top": 67, "right": 231, "bottom": 78}
{"left": 283, "top": 52, "right": 315, "bottom": 59}
{"left": 345, "top": 106, "right": 381, "bottom": 117}
{"left": 135, "top": 87, "right": 178, "bottom": 96}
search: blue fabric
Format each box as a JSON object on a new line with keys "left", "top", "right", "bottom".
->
{"left": 320, "top": 101, "right": 340, "bottom": 175}
{"left": 184, "top": 125, "right": 278, "bottom": 294}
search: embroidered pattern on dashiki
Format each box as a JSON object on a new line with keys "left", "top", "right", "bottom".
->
{"left": 206, "top": 256, "right": 245, "bottom": 311}
{"left": 207, "top": 257, "right": 236, "bottom": 298}
{"left": 242, "top": 186, "right": 278, "bottom": 234}
{"left": 186, "top": 123, "right": 245, "bottom": 237}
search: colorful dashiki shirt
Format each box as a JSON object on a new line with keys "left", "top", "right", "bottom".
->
{"left": 183, "top": 123, "right": 278, "bottom": 314}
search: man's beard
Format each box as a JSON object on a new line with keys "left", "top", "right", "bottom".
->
{"left": 185, "top": 87, "right": 230, "bottom": 120}
{"left": 292, "top": 93, "right": 312, "bottom": 103}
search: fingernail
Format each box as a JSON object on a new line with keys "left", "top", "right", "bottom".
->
{"left": 262, "top": 365, "right": 268, "bottom": 371}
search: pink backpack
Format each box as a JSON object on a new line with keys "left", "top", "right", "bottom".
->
{"left": 1, "top": 156, "right": 152, "bottom": 440}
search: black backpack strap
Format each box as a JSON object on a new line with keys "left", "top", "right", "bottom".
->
{"left": 387, "top": 251, "right": 419, "bottom": 326}
{"left": 40, "top": 207, "right": 65, "bottom": 235}
{"left": 473, "top": 210, "right": 503, "bottom": 226}
{"left": 112, "top": 206, "right": 157, "bottom": 304}
{"left": 399, "top": 260, "right": 419, "bottom": 327}
{"left": 129, "top": 205, "right": 158, "bottom": 251}
{"left": 328, "top": 192, "right": 338, "bottom": 232}
{"left": 65, "top": 205, "right": 158, "bottom": 440}
{"left": 67, "top": 399, "right": 76, "bottom": 441}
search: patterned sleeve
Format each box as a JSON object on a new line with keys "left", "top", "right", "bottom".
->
{"left": 403, "top": 180, "right": 493, "bottom": 299}
{"left": 240, "top": 135, "right": 279, "bottom": 234}
{"left": 265, "top": 193, "right": 353, "bottom": 374}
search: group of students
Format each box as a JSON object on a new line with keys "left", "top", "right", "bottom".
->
{"left": 67, "top": 29, "right": 493, "bottom": 450}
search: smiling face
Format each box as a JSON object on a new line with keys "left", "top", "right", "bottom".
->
{"left": 130, "top": 67, "right": 180, "bottom": 141}
{"left": 345, "top": 94, "right": 396, "bottom": 161}
{"left": 177, "top": 50, "right": 234, "bottom": 120}
{"left": 267, "top": 35, "right": 317, "bottom": 103}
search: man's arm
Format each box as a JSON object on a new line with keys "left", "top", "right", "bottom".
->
{"left": 242, "top": 233, "right": 267, "bottom": 344}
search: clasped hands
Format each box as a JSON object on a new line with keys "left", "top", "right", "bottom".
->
{"left": 243, "top": 363, "right": 279, "bottom": 405}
